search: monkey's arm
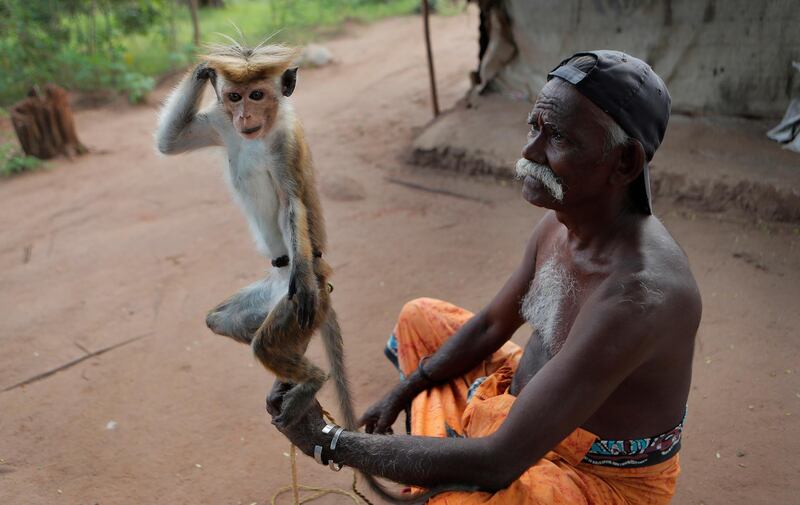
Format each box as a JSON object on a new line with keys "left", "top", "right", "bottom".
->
{"left": 155, "top": 64, "right": 223, "bottom": 155}
{"left": 286, "top": 191, "right": 319, "bottom": 329}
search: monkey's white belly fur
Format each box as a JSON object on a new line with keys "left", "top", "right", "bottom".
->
{"left": 224, "top": 137, "right": 291, "bottom": 262}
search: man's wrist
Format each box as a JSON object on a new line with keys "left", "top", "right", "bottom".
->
{"left": 314, "top": 423, "right": 346, "bottom": 470}
{"left": 396, "top": 377, "right": 428, "bottom": 409}
{"left": 399, "top": 371, "right": 429, "bottom": 400}
{"left": 405, "top": 356, "right": 444, "bottom": 394}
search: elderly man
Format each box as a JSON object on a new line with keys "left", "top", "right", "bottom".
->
{"left": 269, "top": 50, "right": 701, "bottom": 504}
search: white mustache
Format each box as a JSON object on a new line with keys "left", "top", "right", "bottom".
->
{"left": 515, "top": 158, "right": 564, "bottom": 202}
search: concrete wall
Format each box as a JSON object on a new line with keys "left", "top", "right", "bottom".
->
{"left": 479, "top": 0, "right": 800, "bottom": 117}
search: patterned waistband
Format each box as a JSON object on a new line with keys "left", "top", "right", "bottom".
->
{"left": 582, "top": 411, "right": 685, "bottom": 468}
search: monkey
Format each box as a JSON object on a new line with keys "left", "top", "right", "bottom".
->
{"left": 155, "top": 40, "right": 473, "bottom": 504}
{"left": 155, "top": 41, "right": 354, "bottom": 431}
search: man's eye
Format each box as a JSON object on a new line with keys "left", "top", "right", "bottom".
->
{"left": 249, "top": 90, "right": 264, "bottom": 100}
{"left": 228, "top": 93, "right": 242, "bottom": 102}
{"left": 529, "top": 124, "right": 540, "bottom": 134}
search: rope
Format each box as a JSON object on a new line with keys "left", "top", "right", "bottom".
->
{"left": 270, "top": 410, "right": 373, "bottom": 505}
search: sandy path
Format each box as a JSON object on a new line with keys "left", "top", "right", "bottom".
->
{"left": 1, "top": 10, "right": 798, "bottom": 505}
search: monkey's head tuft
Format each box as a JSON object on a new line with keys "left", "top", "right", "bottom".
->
{"left": 203, "top": 42, "right": 299, "bottom": 84}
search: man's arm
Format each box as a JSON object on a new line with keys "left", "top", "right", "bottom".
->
{"left": 360, "top": 220, "right": 546, "bottom": 433}
{"left": 282, "top": 272, "right": 679, "bottom": 490}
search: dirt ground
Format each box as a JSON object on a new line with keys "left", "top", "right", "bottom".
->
{"left": 1, "top": 10, "right": 798, "bottom": 505}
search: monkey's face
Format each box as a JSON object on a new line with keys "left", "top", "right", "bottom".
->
{"left": 220, "top": 78, "right": 280, "bottom": 140}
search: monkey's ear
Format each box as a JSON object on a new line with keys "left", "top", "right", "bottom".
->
{"left": 282, "top": 67, "right": 298, "bottom": 97}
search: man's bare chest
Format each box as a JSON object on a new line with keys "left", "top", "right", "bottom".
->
{"left": 520, "top": 257, "right": 583, "bottom": 357}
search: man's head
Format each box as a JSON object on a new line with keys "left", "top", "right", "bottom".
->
{"left": 518, "top": 51, "right": 670, "bottom": 215}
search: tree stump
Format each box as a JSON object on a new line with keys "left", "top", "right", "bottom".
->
{"left": 10, "top": 84, "right": 88, "bottom": 160}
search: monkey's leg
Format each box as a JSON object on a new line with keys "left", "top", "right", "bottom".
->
{"left": 261, "top": 350, "right": 327, "bottom": 428}
{"left": 253, "top": 298, "right": 327, "bottom": 428}
{"left": 206, "top": 275, "right": 285, "bottom": 344}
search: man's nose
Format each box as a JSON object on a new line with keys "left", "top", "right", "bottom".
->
{"left": 522, "top": 133, "right": 547, "bottom": 165}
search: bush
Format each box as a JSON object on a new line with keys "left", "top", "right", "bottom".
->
{"left": 0, "top": 142, "right": 44, "bottom": 176}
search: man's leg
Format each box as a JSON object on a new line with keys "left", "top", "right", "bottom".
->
{"left": 390, "top": 297, "right": 521, "bottom": 438}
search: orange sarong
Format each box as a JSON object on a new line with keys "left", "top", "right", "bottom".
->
{"left": 393, "top": 298, "right": 680, "bottom": 505}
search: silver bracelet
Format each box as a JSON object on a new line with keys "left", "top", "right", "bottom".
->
{"left": 330, "top": 426, "right": 344, "bottom": 451}
{"left": 319, "top": 424, "right": 345, "bottom": 471}
{"left": 328, "top": 426, "right": 345, "bottom": 471}
{"left": 317, "top": 424, "right": 337, "bottom": 466}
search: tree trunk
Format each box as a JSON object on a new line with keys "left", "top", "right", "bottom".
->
{"left": 10, "top": 85, "right": 88, "bottom": 160}
{"left": 187, "top": 0, "right": 201, "bottom": 46}
{"left": 199, "top": 0, "right": 225, "bottom": 7}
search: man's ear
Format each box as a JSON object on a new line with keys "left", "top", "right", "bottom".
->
{"left": 610, "top": 138, "right": 646, "bottom": 186}
{"left": 281, "top": 67, "right": 298, "bottom": 97}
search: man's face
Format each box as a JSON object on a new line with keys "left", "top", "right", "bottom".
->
{"left": 519, "top": 79, "right": 616, "bottom": 210}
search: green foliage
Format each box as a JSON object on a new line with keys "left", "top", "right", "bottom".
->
{"left": 0, "top": 0, "right": 166, "bottom": 104}
{"left": 0, "top": 0, "right": 427, "bottom": 107}
{"left": 116, "top": 1, "right": 164, "bottom": 35}
{"left": 0, "top": 142, "right": 44, "bottom": 177}
{"left": 119, "top": 71, "right": 156, "bottom": 104}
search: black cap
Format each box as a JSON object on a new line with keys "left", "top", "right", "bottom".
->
{"left": 547, "top": 50, "right": 671, "bottom": 214}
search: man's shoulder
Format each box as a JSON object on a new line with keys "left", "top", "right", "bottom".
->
{"left": 610, "top": 216, "right": 701, "bottom": 325}
{"left": 528, "top": 210, "right": 562, "bottom": 251}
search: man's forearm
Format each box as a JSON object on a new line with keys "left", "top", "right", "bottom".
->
{"left": 330, "top": 431, "right": 505, "bottom": 491}
{"left": 411, "top": 311, "right": 507, "bottom": 386}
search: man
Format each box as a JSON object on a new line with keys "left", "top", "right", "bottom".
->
{"left": 268, "top": 50, "right": 702, "bottom": 504}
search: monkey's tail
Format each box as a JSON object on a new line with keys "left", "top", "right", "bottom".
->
{"left": 320, "top": 307, "right": 358, "bottom": 431}
{"left": 357, "top": 473, "right": 478, "bottom": 505}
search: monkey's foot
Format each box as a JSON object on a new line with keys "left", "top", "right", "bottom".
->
{"left": 272, "top": 382, "right": 320, "bottom": 428}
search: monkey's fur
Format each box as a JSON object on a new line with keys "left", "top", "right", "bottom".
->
{"left": 155, "top": 40, "right": 467, "bottom": 504}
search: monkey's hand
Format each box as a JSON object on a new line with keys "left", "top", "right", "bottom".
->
{"left": 288, "top": 267, "right": 319, "bottom": 330}
{"left": 194, "top": 62, "right": 216, "bottom": 82}
{"left": 267, "top": 385, "right": 326, "bottom": 457}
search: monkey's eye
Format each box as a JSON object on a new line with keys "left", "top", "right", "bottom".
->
{"left": 227, "top": 92, "right": 242, "bottom": 102}
{"left": 249, "top": 90, "right": 264, "bottom": 101}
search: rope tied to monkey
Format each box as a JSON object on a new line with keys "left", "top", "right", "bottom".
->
{"left": 270, "top": 410, "right": 373, "bottom": 505}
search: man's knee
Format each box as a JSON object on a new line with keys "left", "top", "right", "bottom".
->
{"left": 398, "top": 297, "right": 439, "bottom": 324}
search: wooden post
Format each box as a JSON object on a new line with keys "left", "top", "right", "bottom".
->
{"left": 188, "top": 0, "right": 201, "bottom": 46}
{"left": 10, "top": 85, "right": 88, "bottom": 160}
{"left": 421, "top": 0, "right": 440, "bottom": 118}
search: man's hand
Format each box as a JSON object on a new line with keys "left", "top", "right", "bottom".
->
{"left": 359, "top": 387, "right": 410, "bottom": 434}
{"left": 266, "top": 380, "right": 326, "bottom": 457}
